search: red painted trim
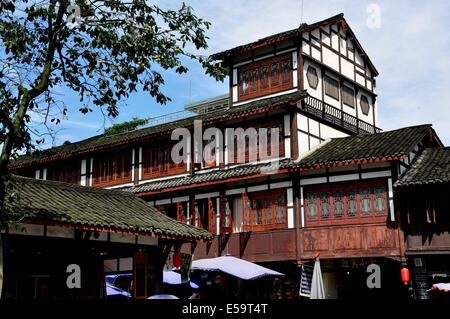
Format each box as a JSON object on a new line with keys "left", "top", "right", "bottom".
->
{"left": 134, "top": 156, "right": 400, "bottom": 196}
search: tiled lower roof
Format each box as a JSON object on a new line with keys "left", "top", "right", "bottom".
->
{"left": 123, "top": 125, "right": 437, "bottom": 195}
{"left": 10, "top": 91, "right": 306, "bottom": 169}
{"left": 292, "top": 124, "right": 434, "bottom": 169}
{"left": 5, "top": 175, "right": 213, "bottom": 241}
{"left": 123, "top": 159, "right": 294, "bottom": 194}
{"left": 395, "top": 147, "right": 450, "bottom": 187}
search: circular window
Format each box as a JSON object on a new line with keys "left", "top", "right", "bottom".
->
{"left": 360, "top": 95, "right": 370, "bottom": 115}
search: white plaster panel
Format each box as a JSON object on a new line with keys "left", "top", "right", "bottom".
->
{"left": 322, "top": 47, "right": 339, "bottom": 72}
{"left": 308, "top": 118, "right": 320, "bottom": 137}
{"left": 361, "top": 171, "right": 391, "bottom": 179}
{"left": 247, "top": 184, "right": 269, "bottom": 193}
{"left": 341, "top": 58, "right": 354, "bottom": 79}
{"left": 270, "top": 181, "right": 293, "bottom": 189}
{"left": 46, "top": 226, "right": 75, "bottom": 239}
{"left": 137, "top": 236, "right": 158, "bottom": 246}
{"left": 297, "top": 113, "right": 308, "bottom": 131}
{"left": 110, "top": 233, "right": 136, "bottom": 244}
{"left": 311, "top": 46, "right": 321, "bottom": 61}
{"left": 309, "top": 136, "right": 320, "bottom": 149}
{"left": 331, "top": 32, "right": 339, "bottom": 50}
{"left": 329, "top": 174, "right": 359, "bottom": 183}
{"left": 356, "top": 73, "right": 366, "bottom": 87}
{"left": 300, "top": 177, "right": 327, "bottom": 186}
{"left": 299, "top": 132, "right": 309, "bottom": 153}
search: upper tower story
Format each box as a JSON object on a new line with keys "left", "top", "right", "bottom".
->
{"left": 211, "top": 13, "right": 379, "bottom": 136}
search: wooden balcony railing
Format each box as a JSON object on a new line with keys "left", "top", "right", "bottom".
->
{"left": 301, "top": 95, "right": 381, "bottom": 135}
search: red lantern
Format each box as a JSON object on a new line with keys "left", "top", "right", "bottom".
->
{"left": 401, "top": 267, "right": 410, "bottom": 285}
{"left": 173, "top": 252, "right": 181, "bottom": 268}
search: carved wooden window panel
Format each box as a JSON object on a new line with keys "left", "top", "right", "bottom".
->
{"left": 238, "top": 53, "right": 292, "bottom": 101}
{"left": 360, "top": 95, "right": 370, "bottom": 115}
{"left": 306, "top": 193, "right": 319, "bottom": 220}
{"left": 143, "top": 143, "right": 186, "bottom": 179}
{"left": 360, "top": 188, "right": 372, "bottom": 216}
{"left": 208, "top": 198, "right": 217, "bottom": 234}
{"left": 374, "top": 187, "right": 387, "bottom": 215}
{"left": 320, "top": 192, "right": 331, "bottom": 219}
{"left": 306, "top": 66, "right": 319, "bottom": 89}
{"left": 333, "top": 191, "right": 345, "bottom": 218}
{"left": 93, "top": 152, "right": 132, "bottom": 187}
{"left": 304, "top": 179, "right": 389, "bottom": 226}
{"left": 47, "top": 161, "right": 81, "bottom": 185}
{"left": 241, "top": 189, "right": 287, "bottom": 231}
{"left": 324, "top": 75, "right": 340, "bottom": 100}
{"left": 203, "top": 135, "right": 216, "bottom": 168}
{"left": 271, "top": 63, "right": 279, "bottom": 85}
{"left": 191, "top": 198, "right": 217, "bottom": 233}
{"left": 342, "top": 85, "right": 355, "bottom": 108}
{"left": 281, "top": 60, "right": 291, "bottom": 83}
{"left": 176, "top": 202, "right": 188, "bottom": 224}
{"left": 232, "top": 118, "right": 285, "bottom": 165}
{"left": 260, "top": 66, "right": 269, "bottom": 89}
{"left": 347, "top": 190, "right": 358, "bottom": 217}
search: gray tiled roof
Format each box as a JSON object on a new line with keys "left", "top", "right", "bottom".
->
{"left": 11, "top": 91, "right": 306, "bottom": 168}
{"left": 293, "top": 124, "right": 434, "bottom": 169}
{"left": 123, "top": 159, "right": 294, "bottom": 194}
{"left": 122, "top": 125, "right": 436, "bottom": 194}
{"left": 5, "top": 175, "right": 213, "bottom": 241}
{"left": 395, "top": 147, "right": 450, "bottom": 187}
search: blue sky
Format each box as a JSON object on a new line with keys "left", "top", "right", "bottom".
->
{"left": 32, "top": 0, "right": 450, "bottom": 147}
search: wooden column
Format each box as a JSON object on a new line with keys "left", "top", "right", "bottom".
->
{"left": 290, "top": 109, "right": 299, "bottom": 160}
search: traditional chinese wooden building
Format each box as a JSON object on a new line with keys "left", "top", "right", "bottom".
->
{"left": 1, "top": 175, "right": 211, "bottom": 299}
{"left": 395, "top": 148, "right": 450, "bottom": 299}
{"left": 8, "top": 13, "right": 448, "bottom": 299}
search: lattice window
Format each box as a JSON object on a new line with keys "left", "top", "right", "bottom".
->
{"left": 360, "top": 188, "right": 372, "bottom": 216}
{"left": 238, "top": 189, "right": 287, "bottom": 231}
{"left": 324, "top": 75, "right": 340, "bottom": 100}
{"left": 320, "top": 192, "right": 331, "bottom": 219}
{"left": 275, "top": 196, "right": 286, "bottom": 223}
{"left": 143, "top": 144, "right": 186, "bottom": 179}
{"left": 333, "top": 191, "right": 345, "bottom": 218}
{"left": 240, "top": 71, "right": 249, "bottom": 95}
{"left": 281, "top": 60, "right": 291, "bottom": 82}
{"left": 304, "top": 180, "right": 389, "bottom": 226}
{"left": 306, "top": 66, "right": 319, "bottom": 89}
{"left": 347, "top": 190, "right": 358, "bottom": 217}
{"left": 260, "top": 66, "right": 269, "bottom": 89}
{"left": 360, "top": 95, "right": 370, "bottom": 115}
{"left": 237, "top": 53, "right": 292, "bottom": 101}
{"left": 94, "top": 152, "right": 132, "bottom": 186}
{"left": 271, "top": 63, "right": 279, "bottom": 85}
{"left": 374, "top": 187, "right": 387, "bottom": 215}
{"left": 306, "top": 193, "right": 319, "bottom": 220}
{"left": 342, "top": 85, "right": 355, "bottom": 107}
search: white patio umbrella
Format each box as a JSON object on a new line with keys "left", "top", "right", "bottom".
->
{"left": 310, "top": 259, "right": 325, "bottom": 299}
{"left": 163, "top": 270, "right": 199, "bottom": 289}
{"left": 191, "top": 254, "right": 284, "bottom": 280}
